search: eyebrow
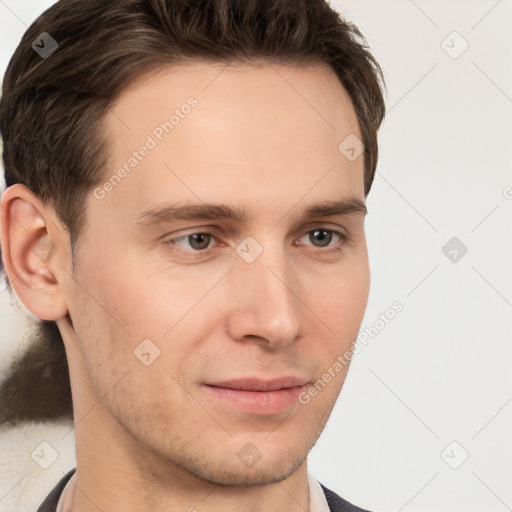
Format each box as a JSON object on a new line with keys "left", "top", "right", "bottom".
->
{"left": 135, "top": 197, "right": 367, "bottom": 227}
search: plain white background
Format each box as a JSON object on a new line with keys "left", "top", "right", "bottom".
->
{"left": 0, "top": 1, "right": 511, "bottom": 511}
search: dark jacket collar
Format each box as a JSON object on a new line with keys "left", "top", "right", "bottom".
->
{"left": 37, "top": 468, "right": 373, "bottom": 512}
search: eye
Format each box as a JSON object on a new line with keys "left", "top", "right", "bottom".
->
{"left": 164, "top": 226, "right": 348, "bottom": 256}
{"left": 297, "top": 228, "right": 347, "bottom": 250}
{"left": 170, "top": 232, "right": 215, "bottom": 251}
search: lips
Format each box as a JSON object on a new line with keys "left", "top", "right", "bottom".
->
{"left": 205, "top": 376, "right": 309, "bottom": 392}
{"left": 202, "top": 376, "right": 309, "bottom": 415}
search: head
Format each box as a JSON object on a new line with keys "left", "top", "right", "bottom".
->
{"left": 0, "top": 0, "right": 385, "bottom": 486}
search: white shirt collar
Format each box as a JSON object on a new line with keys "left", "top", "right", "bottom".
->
{"left": 307, "top": 470, "right": 331, "bottom": 512}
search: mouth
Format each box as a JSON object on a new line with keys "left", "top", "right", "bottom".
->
{"left": 202, "top": 377, "right": 309, "bottom": 415}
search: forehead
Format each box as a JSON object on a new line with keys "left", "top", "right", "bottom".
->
{"left": 107, "top": 59, "right": 359, "bottom": 141}
{"left": 92, "top": 60, "right": 364, "bottom": 223}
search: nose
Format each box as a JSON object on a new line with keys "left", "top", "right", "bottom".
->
{"left": 225, "top": 247, "right": 303, "bottom": 349}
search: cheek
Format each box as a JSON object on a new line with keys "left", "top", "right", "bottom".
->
{"left": 66, "top": 252, "right": 148, "bottom": 392}
{"left": 86, "top": 250, "right": 219, "bottom": 339}
{"left": 313, "top": 257, "right": 370, "bottom": 336}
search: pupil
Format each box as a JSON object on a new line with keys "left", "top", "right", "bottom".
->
{"left": 190, "top": 233, "right": 210, "bottom": 250}
{"left": 311, "top": 230, "right": 331, "bottom": 247}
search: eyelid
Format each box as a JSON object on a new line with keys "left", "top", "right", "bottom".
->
{"left": 164, "top": 222, "right": 349, "bottom": 254}
{"left": 294, "top": 226, "right": 348, "bottom": 252}
{"left": 163, "top": 220, "right": 347, "bottom": 238}
{"left": 297, "top": 221, "right": 349, "bottom": 238}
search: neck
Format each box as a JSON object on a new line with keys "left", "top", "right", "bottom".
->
{"left": 68, "top": 410, "right": 311, "bottom": 512}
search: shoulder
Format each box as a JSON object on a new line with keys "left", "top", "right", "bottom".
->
{"left": 320, "top": 482, "right": 376, "bottom": 512}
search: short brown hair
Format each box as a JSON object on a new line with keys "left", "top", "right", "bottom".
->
{"left": 0, "top": 0, "right": 385, "bottom": 426}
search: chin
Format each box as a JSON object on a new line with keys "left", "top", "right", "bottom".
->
{"left": 197, "top": 458, "right": 303, "bottom": 487}
{"left": 172, "top": 441, "right": 309, "bottom": 487}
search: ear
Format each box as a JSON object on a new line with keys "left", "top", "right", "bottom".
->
{"left": 0, "top": 184, "right": 69, "bottom": 321}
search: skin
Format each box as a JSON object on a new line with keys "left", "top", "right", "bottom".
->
{"left": 0, "top": 60, "right": 370, "bottom": 512}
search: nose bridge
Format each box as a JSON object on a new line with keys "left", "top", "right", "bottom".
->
{"left": 226, "top": 239, "right": 302, "bottom": 346}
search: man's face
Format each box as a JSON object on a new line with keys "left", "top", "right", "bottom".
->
{"left": 63, "top": 60, "right": 370, "bottom": 485}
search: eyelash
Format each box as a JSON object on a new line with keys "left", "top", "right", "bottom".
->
{"left": 163, "top": 225, "right": 349, "bottom": 257}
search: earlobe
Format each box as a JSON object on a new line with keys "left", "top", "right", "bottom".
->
{"left": 0, "top": 184, "right": 68, "bottom": 321}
